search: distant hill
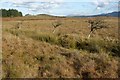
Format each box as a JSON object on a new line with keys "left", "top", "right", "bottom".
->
{"left": 36, "top": 14, "right": 54, "bottom": 17}
{"left": 92, "top": 11, "right": 120, "bottom": 17}
{"left": 24, "top": 11, "right": 120, "bottom": 18}
{"left": 25, "top": 14, "right": 53, "bottom": 17}
{"left": 68, "top": 11, "right": 120, "bottom": 17}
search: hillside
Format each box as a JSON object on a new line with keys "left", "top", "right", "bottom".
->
{"left": 2, "top": 16, "right": 120, "bottom": 78}
{"left": 69, "top": 11, "right": 120, "bottom": 17}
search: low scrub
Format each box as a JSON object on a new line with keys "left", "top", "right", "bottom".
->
{"left": 5, "top": 28, "right": 119, "bottom": 55}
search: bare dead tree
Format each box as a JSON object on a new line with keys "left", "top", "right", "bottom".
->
{"left": 52, "top": 20, "right": 62, "bottom": 33}
{"left": 87, "top": 19, "right": 108, "bottom": 38}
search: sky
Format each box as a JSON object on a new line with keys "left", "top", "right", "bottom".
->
{"left": 0, "top": 0, "right": 119, "bottom": 16}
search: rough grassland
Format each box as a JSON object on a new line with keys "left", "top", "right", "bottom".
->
{"left": 2, "top": 16, "right": 120, "bottom": 78}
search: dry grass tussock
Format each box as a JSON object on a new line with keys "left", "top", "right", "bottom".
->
{"left": 2, "top": 17, "right": 120, "bottom": 78}
{"left": 2, "top": 31, "right": 120, "bottom": 78}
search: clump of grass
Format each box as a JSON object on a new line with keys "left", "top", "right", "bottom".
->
{"left": 2, "top": 64, "right": 20, "bottom": 78}
{"left": 76, "top": 37, "right": 119, "bottom": 54}
{"left": 30, "top": 32, "right": 57, "bottom": 44}
{"left": 76, "top": 38, "right": 100, "bottom": 53}
{"left": 4, "top": 28, "right": 21, "bottom": 36}
{"left": 58, "top": 34, "right": 76, "bottom": 49}
{"left": 5, "top": 28, "right": 58, "bottom": 45}
{"left": 74, "top": 51, "right": 119, "bottom": 78}
{"left": 103, "top": 40, "right": 119, "bottom": 56}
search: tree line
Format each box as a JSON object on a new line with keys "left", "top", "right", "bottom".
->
{"left": 0, "top": 9, "right": 23, "bottom": 17}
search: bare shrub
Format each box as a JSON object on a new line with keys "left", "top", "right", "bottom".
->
{"left": 52, "top": 20, "right": 62, "bottom": 33}
{"left": 86, "top": 19, "right": 108, "bottom": 38}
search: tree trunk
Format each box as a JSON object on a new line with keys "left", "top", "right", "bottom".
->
{"left": 53, "top": 29, "right": 56, "bottom": 33}
{"left": 88, "top": 31, "right": 92, "bottom": 39}
{"left": 53, "top": 27, "right": 59, "bottom": 33}
{"left": 88, "top": 29, "right": 96, "bottom": 39}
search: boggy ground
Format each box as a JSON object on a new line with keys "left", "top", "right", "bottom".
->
{"left": 2, "top": 16, "right": 120, "bottom": 78}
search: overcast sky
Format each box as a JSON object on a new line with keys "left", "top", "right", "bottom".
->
{"left": 0, "top": 0, "right": 119, "bottom": 16}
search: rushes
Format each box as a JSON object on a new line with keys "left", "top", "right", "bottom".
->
{"left": 5, "top": 28, "right": 119, "bottom": 55}
{"left": 30, "top": 32, "right": 57, "bottom": 44}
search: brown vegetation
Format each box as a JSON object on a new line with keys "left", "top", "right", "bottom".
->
{"left": 2, "top": 16, "right": 120, "bottom": 78}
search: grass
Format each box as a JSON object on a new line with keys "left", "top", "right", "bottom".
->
{"left": 2, "top": 16, "right": 120, "bottom": 78}
{"left": 4, "top": 28, "right": 119, "bottom": 55}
